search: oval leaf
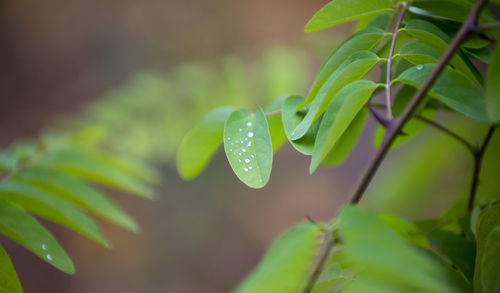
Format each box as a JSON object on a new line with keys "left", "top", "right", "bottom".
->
{"left": 305, "top": 0, "right": 394, "bottom": 32}
{"left": 224, "top": 108, "right": 273, "bottom": 189}
{"left": 176, "top": 107, "right": 235, "bottom": 180}
{"left": 234, "top": 221, "right": 322, "bottom": 293}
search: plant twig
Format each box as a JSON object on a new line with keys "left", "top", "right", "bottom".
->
{"left": 302, "top": 230, "right": 334, "bottom": 293}
{"left": 467, "top": 125, "right": 497, "bottom": 212}
{"left": 350, "top": 0, "right": 488, "bottom": 204}
{"left": 385, "top": 2, "right": 409, "bottom": 120}
{"left": 415, "top": 115, "right": 476, "bottom": 155}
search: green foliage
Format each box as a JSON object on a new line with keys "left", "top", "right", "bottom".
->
{"left": 0, "top": 131, "right": 156, "bottom": 291}
{"left": 176, "top": 0, "right": 500, "bottom": 291}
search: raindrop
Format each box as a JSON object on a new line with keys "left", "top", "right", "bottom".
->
{"left": 238, "top": 159, "right": 241, "bottom": 162}
{"left": 247, "top": 132, "right": 254, "bottom": 138}
{"left": 242, "top": 149, "right": 246, "bottom": 152}
{"left": 416, "top": 64, "right": 423, "bottom": 70}
{"left": 244, "top": 168, "right": 249, "bottom": 172}
{"left": 227, "top": 137, "right": 231, "bottom": 141}
{"left": 229, "top": 149, "right": 232, "bottom": 152}
{"left": 240, "top": 140, "right": 244, "bottom": 144}
{"left": 248, "top": 142, "right": 252, "bottom": 147}
{"left": 239, "top": 153, "right": 242, "bottom": 156}
{"left": 41, "top": 244, "right": 47, "bottom": 251}
{"left": 246, "top": 122, "right": 252, "bottom": 127}
{"left": 250, "top": 155, "right": 255, "bottom": 158}
{"left": 238, "top": 128, "right": 242, "bottom": 132}
{"left": 244, "top": 159, "right": 250, "bottom": 163}
{"left": 46, "top": 254, "right": 53, "bottom": 261}
{"left": 249, "top": 166, "right": 252, "bottom": 170}
{"left": 244, "top": 137, "right": 248, "bottom": 141}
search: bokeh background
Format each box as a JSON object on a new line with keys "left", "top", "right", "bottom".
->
{"left": 1, "top": 1, "right": 497, "bottom": 292}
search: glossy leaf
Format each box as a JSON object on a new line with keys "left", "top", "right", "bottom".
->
{"left": 394, "top": 64, "right": 488, "bottom": 121}
{"left": 0, "top": 199, "right": 74, "bottom": 274}
{"left": 234, "top": 221, "right": 321, "bottom": 293}
{"left": 14, "top": 167, "right": 138, "bottom": 232}
{"left": 282, "top": 95, "right": 316, "bottom": 155}
{"left": 302, "top": 28, "right": 386, "bottom": 109}
{"left": 311, "top": 81, "right": 379, "bottom": 173}
{"left": 336, "top": 205, "right": 471, "bottom": 292}
{"left": 176, "top": 107, "right": 235, "bottom": 180}
{"left": 305, "top": 0, "right": 394, "bottom": 32}
{"left": 486, "top": 45, "right": 500, "bottom": 122}
{"left": 292, "top": 51, "right": 382, "bottom": 140}
{"left": 0, "top": 181, "right": 109, "bottom": 247}
{"left": 224, "top": 108, "right": 273, "bottom": 189}
{"left": 0, "top": 242, "right": 22, "bottom": 293}
{"left": 324, "top": 108, "right": 367, "bottom": 166}
{"left": 474, "top": 203, "right": 500, "bottom": 293}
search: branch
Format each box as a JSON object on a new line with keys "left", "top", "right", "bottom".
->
{"left": 301, "top": 231, "right": 334, "bottom": 293}
{"left": 467, "top": 125, "right": 497, "bottom": 212}
{"left": 350, "top": 0, "right": 489, "bottom": 204}
{"left": 385, "top": 2, "right": 409, "bottom": 120}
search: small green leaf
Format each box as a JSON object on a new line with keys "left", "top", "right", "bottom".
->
{"left": 14, "top": 167, "right": 138, "bottom": 232}
{"left": 282, "top": 95, "right": 317, "bottom": 155}
{"left": 176, "top": 107, "right": 235, "bottom": 180}
{"left": 427, "top": 230, "right": 476, "bottom": 283}
{"left": 292, "top": 51, "right": 382, "bottom": 140}
{"left": 305, "top": 0, "right": 394, "bottom": 32}
{"left": 486, "top": 45, "right": 500, "bottom": 122}
{"left": 0, "top": 181, "right": 109, "bottom": 248}
{"left": 0, "top": 199, "right": 74, "bottom": 274}
{"left": 311, "top": 81, "right": 379, "bottom": 173}
{"left": 394, "top": 64, "right": 488, "bottom": 121}
{"left": 224, "top": 108, "right": 273, "bottom": 189}
{"left": 37, "top": 149, "right": 155, "bottom": 199}
{"left": 0, "top": 242, "right": 22, "bottom": 293}
{"left": 396, "top": 42, "right": 440, "bottom": 65}
{"left": 324, "top": 108, "right": 368, "bottom": 166}
{"left": 302, "top": 28, "right": 385, "bottom": 109}
{"left": 234, "top": 221, "right": 322, "bottom": 293}
{"left": 474, "top": 203, "right": 500, "bottom": 293}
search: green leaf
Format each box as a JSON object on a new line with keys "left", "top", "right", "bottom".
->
{"left": 402, "top": 19, "right": 482, "bottom": 84}
{"left": 311, "top": 81, "right": 379, "bottom": 173}
{"left": 411, "top": 0, "right": 497, "bottom": 23}
{"left": 301, "top": 28, "right": 385, "bottom": 110}
{"left": 336, "top": 205, "right": 471, "bottom": 292}
{"left": 474, "top": 203, "right": 500, "bottom": 293}
{"left": 305, "top": 0, "right": 394, "bottom": 32}
{"left": 13, "top": 167, "right": 138, "bottom": 232}
{"left": 396, "top": 42, "right": 440, "bottom": 65}
{"left": 312, "top": 260, "right": 343, "bottom": 293}
{"left": 0, "top": 242, "right": 22, "bottom": 293}
{"left": 265, "top": 97, "right": 288, "bottom": 152}
{"left": 223, "top": 108, "right": 273, "bottom": 189}
{"left": 176, "top": 107, "right": 235, "bottom": 180}
{"left": 0, "top": 199, "right": 74, "bottom": 274}
{"left": 234, "top": 221, "right": 322, "bottom": 293}
{"left": 292, "top": 51, "right": 382, "bottom": 140}
{"left": 486, "top": 45, "right": 500, "bottom": 122}
{"left": 282, "top": 95, "right": 316, "bottom": 155}
{"left": 37, "top": 149, "right": 155, "bottom": 199}
{"left": 394, "top": 64, "right": 488, "bottom": 121}
{"left": 427, "top": 230, "right": 476, "bottom": 283}
{"left": 0, "top": 181, "right": 109, "bottom": 247}
{"left": 324, "top": 108, "right": 368, "bottom": 166}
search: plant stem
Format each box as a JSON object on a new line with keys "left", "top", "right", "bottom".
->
{"left": 302, "top": 231, "right": 334, "bottom": 293}
{"left": 415, "top": 115, "right": 476, "bottom": 155}
{"left": 350, "top": 0, "right": 488, "bottom": 204}
{"left": 467, "top": 125, "right": 497, "bottom": 212}
{"left": 385, "top": 2, "right": 409, "bottom": 120}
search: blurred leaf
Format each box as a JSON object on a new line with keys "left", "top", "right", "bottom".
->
{"left": 265, "top": 97, "right": 288, "bottom": 152}
{"left": 292, "top": 51, "right": 382, "bottom": 140}
{"left": 394, "top": 64, "right": 488, "bottom": 121}
{"left": 223, "top": 109, "right": 272, "bottom": 189}
{"left": 411, "top": 0, "right": 497, "bottom": 23}
{"left": 428, "top": 230, "right": 475, "bottom": 283}
{"left": 176, "top": 107, "right": 235, "bottom": 180}
{"left": 14, "top": 167, "right": 138, "bottom": 232}
{"left": 0, "top": 181, "right": 108, "bottom": 247}
{"left": 302, "top": 28, "right": 385, "bottom": 109}
{"left": 324, "top": 108, "right": 368, "bottom": 166}
{"left": 234, "top": 221, "right": 321, "bottom": 293}
{"left": 305, "top": 0, "right": 394, "bottom": 32}
{"left": 310, "top": 80, "right": 379, "bottom": 173}
{"left": 485, "top": 45, "right": 500, "bottom": 122}
{"left": 0, "top": 242, "right": 22, "bottom": 293}
{"left": 38, "top": 149, "right": 155, "bottom": 199}
{"left": 312, "top": 260, "right": 343, "bottom": 293}
{"left": 336, "top": 205, "right": 471, "bottom": 292}
{"left": 474, "top": 203, "right": 500, "bottom": 293}
{"left": 0, "top": 199, "right": 74, "bottom": 274}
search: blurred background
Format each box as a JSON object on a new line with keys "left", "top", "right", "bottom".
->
{"left": 1, "top": 1, "right": 497, "bottom": 292}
